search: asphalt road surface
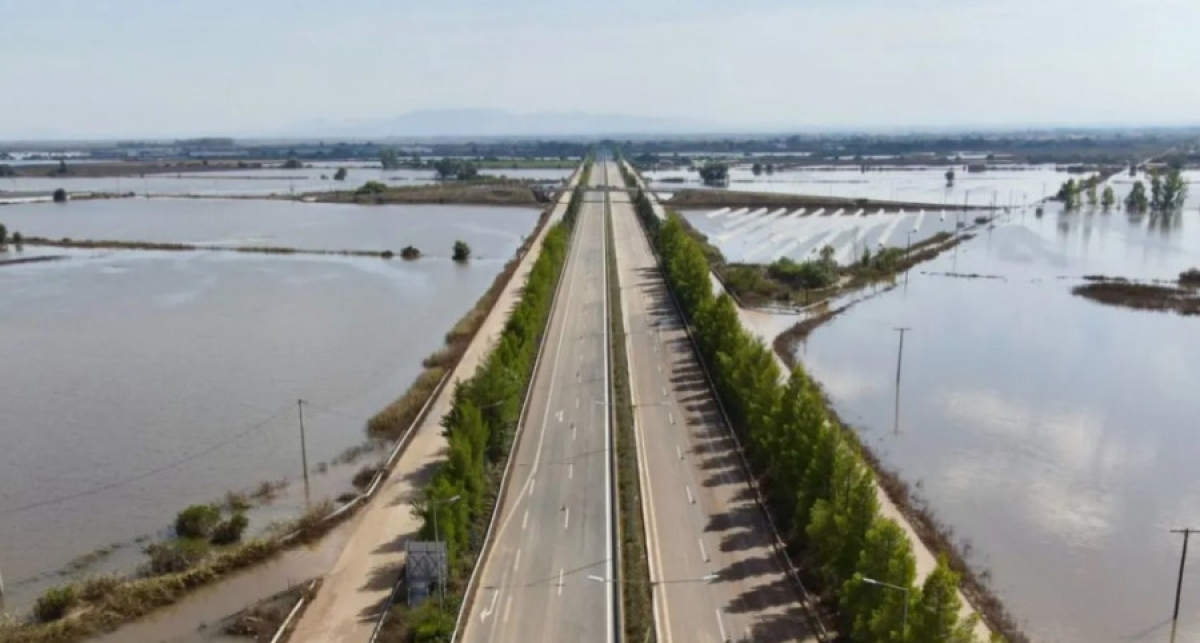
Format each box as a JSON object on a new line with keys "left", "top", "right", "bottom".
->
{"left": 610, "top": 180, "right": 818, "bottom": 643}
{"left": 459, "top": 160, "right": 615, "bottom": 643}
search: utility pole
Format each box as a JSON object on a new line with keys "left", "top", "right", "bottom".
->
{"left": 297, "top": 399, "right": 310, "bottom": 506}
{"left": 893, "top": 327, "right": 911, "bottom": 435}
{"left": 1171, "top": 528, "right": 1197, "bottom": 623}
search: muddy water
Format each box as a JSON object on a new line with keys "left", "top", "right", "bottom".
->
{"left": 795, "top": 208, "right": 1200, "bottom": 642}
{"left": 0, "top": 199, "right": 538, "bottom": 258}
{"left": 0, "top": 166, "right": 570, "bottom": 198}
{"left": 0, "top": 204, "right": 536, "bottom": 614}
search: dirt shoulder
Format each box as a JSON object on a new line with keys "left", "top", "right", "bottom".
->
{"left": 666, "top": 188, "right": 992, "bottom": 212}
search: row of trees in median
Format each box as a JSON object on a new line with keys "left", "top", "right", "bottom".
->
{"left": 632, "top": 185, "right": 985, "bottom": 642}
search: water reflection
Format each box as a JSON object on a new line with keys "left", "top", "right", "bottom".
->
{"left": 0, "top": 232, "right": 532, "bottom": 611}
{"left": 798, "top": 226, "right": 1200, "bottom": 641}
{"left": 0, "top": 199, "right": 538, "bottom": 257}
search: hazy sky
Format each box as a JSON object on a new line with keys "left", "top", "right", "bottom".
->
{"left": 2, "top": 0, "right": 1198, "bottom": 138}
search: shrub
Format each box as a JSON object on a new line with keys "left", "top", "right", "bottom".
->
{"left": 175, "top": 503, "right": 221, "bottom": 539}
{"left": 78, "top": 575, "right": 121, "bottom": 602}
{"left": 356, "top": 180, "right": 388, "bottom": 195}
{"left": 1180, "top": 268, "right": 1200, "bottom": 287}
{"left": 10, "top": 231, "right": 20, "bottom": 246}
{"left": 334, "top": 167, "right": 348, "bottom": 181}
{"left": 381, "top": 250, "right": 395, "bottom": 260}
{"left": 210, "top": 513, "right": 249, "bottom": 545}
{"left": 452, "top": 240, "right": 471, "bottom": 263}
{"left": 352, "top": 464, "right": 382, "bottom": 490}
{"left": 401, "top": 245, "right": 421, "bottom": 260}
{"left": 34, "top": 585, "right": 78, "bottom": 622}
{"left": 282, "top": 158, "right": 303, "bottom": 169}
{"left": 52, "top": 188, "right": 68, "bottom": 203}
{"left": 144, "top": 538, "right": 210, "bottom": 574}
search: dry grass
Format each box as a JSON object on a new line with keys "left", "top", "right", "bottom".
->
{"left": 318, "top": 182, "right": 544, "bottom": 206}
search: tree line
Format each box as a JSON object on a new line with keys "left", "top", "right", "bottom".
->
{"left": 399, "top": 181, "right": 587, "bottom": 639}
{"left": 630, "top": 185, "right": 985, "bottom": 642}
{"left": 1056, "top": 167, "right": 1188, "bottom": 214}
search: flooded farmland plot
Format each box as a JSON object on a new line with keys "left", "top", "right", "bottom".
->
{"left": 793, "top": 202, "right": 1200, "bottom": 642}
{"left": 0, "top": 198, "right": 538, "bottom": 257}
{"left": 649, "top": 164, "right": 1072, "bottom": 207}
{"left": 0, "top": 202, "right": 539, "bottom": 613}
{"left": 0, "top": 166, "right": 570, "bottom": 199}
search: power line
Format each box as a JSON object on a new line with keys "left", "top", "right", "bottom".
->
{"left": 0, "top": 403, "right": 293, "bottom": 517}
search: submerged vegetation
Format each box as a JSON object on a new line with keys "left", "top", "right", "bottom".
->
{"left": 1073, "top": 277, "right": 1200, "bottom": 316}
{"left": 0, "top": 501, "right": 338, "bottom": 642}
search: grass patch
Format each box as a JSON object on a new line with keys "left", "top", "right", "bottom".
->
{"left": 606, "top": 204, "right": 655, "bottom": 642}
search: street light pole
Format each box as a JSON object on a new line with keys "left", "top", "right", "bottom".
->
{"left": 1171, "top": 528, "right": 1197, "bottom": 622}
{"left": 297, "top": 399, "right": 310, "bottom": 506}
{"left": 893, "top": 327, "right": 911, "bottom": 435}
{"left": 431, "top": 495, "right": 461, "bottom": 610}
{"left": 862, "top": 577, "right": 909, "bottom": 638}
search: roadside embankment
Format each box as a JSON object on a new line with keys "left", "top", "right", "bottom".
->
{"left": 665, "top": 187, "right": 994, "bottom": 212}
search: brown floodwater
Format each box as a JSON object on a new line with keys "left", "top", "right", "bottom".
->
{"left": 0, "top": 202, "right": 537, "bottom": 616}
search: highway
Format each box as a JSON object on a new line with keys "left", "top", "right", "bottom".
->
{"left": 459, "top": 160, "right": 615, "bottom": 643}
{"left": 610, "top": 177, "right": 818, "bottom": 642}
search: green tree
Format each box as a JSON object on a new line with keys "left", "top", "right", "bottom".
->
{"left": 333, "top": 167, "right": 348, "bottom": 181}
{"left": 379, "top": 148, "right": 401, "bottom": 170}
{"left": 53, "top": 188, "right": 68, "bottom": 203}
{"left": 752, "top": 162, "right": 763, "bottom": 175}
{"left": 841, "top": 518, "right": 918, "bottom": 643}
{"left": 1085, "top": 182, "right": 1098, "bottom": 207}
{"left": 175, "top": 504, "right": 221, "bottom": 539}
{"left": 1125, "top": 181, "right": 1149, "bottom": 213}
{"left": 1158, "top": 168, "right": 1188, "bottom": 211}
{"left": 452, "top": 240, "right": 471, "bottom": 262}
{"left": 1150, "top": 172, "right": 1164, "bottom": 210}
{"left": 356, "top": 180, "right": 388, "bottom": 195}
{"left": 909, "top": 556, "right": 978, "bottom": 643}
{"left": 1056, "top": 179, "right": 1080, "bottom": 210}
{"left": 434, "top": 157, "right": 479, "bottom": 180}
{"left": 0, "top": 223, "right": 7, "bottom": 246}
{"left": 698, "top": 162, "right": 729, "bottom": 186}
{"left": 944, "top": 169, "right": 955, "bottom": 187}
{"left": 1101, "top": 185, "right": 1116, "bottom": 210}
{"left": 11, "top": 231, "right": 21, "bottom": 247}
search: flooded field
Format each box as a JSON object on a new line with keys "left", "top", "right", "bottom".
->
{"left": 0, "top": 204, "right": 538, "bottom": 613}
{"left": 649, "top": 164, "right": 1070, "bottom": 207}
{"left": 0, "top": 198, "right": 537, "bottom": 257}
{"left": 682, "top": 206, "right": 974, "bottom": 265}
{"left": 794, "top": 202, "right": 1200, "bottom": 641}
{"left": 0, "top": 166, "right": 570, "bottom": 198}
